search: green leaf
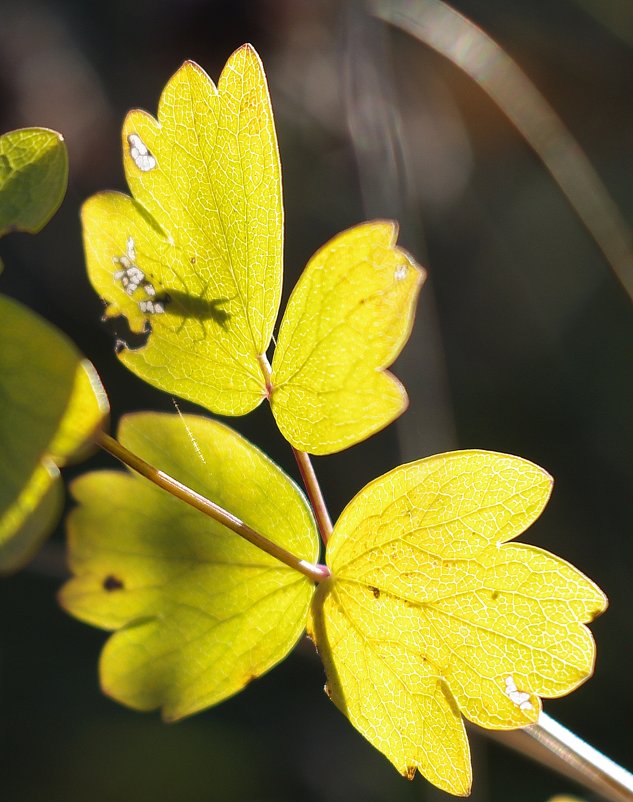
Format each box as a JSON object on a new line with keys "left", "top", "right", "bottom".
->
{"left": 60, "top": 412, "right": 319, "bottom": 720}
{"left": 81, "top": 46, "right": 282, "bottom": 415}
{"left": 0, "top": 127, "right": 68, "bottom": 236}
{"left": 270, "top": 221, "right": 424, "bottom": 454}
{"left": 0, "top": 294, "right": 109, "bottom": 573}
{"left": 308, "top": 451, "right": 607, "bottom": 796}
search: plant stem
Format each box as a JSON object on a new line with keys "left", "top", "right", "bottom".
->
{"left": 257, "top": 352, "right": 333, "bottom": 545}
{"left": 97, "top": 431, "right": 330, "bottom": 584}
{"left": 481, "top": 713, "right": 633, "bottom": 802}
{"left": 292, "top": 447, "right": 333, "bottom": 545}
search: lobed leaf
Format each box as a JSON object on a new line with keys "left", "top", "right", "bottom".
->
{"left": 0, "top": 295, "right": 108, "bottom": 573}
{"left": 60, "top": 412, "right": 319, "bottom": 720}
{"left": 0, "top": 127, "right": 68, "bottom": 236}
{"left": 309, "top": 451, "right": 607, "bottom": 795}
{"left": 81, "top": 46, "right": 282, "bottom": 416}
{"left": 270, "top": 221, "right": 424, "bottom": 454}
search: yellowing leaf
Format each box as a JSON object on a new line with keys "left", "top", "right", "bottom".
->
{"left": 270, "top": 221, "right": 424, "bottom": 454}
{"left": 60, "top": 412, "right": 319, "bottom": 720}
{"left": 0, "top": 127, "right": 68, "bottom": 236}
{"left": 0, "top": 294, "right": 108, "bottom": 573}
{"left": 81, "top": 45, "right": 282, "bottom": 415}
{"left": 308, "top": 451, "right": 607, "bottom": 796}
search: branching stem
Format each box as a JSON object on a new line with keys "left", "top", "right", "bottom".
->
{"left": 97, "top": 431, "right": 331, "bottom": 584}
{"left": 258, "top": 352, "right": 333, "bottom": 545}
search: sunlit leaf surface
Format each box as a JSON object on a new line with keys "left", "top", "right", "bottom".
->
{"left": 60, "top": 412, "right": 319, "bottom": 720}
{"left": 309, "top": 451, "right": 607, "bottom": 795}
{"left": 81, "top": 46, "right": 282, "bottom": 415}
{"left": 0, "top": 127, "right": 68, "bottom": 236}
{"left": 0, "top": 295, "right": 108, "bottom": 573}
{"left": 271, "top": 222, "right": 424, "bottom": 454}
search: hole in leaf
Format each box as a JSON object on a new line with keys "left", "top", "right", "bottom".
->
{"left": 102, "top": 314, "right": 151, "bottom": 352}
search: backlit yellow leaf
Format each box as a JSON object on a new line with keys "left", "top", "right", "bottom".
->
{"left": 270, "top": 221, "right": 424, "bottom": 454}
{"left": 0, "top": 127, "right": 68, "bottom": 236}
{"left": 60, "top": 412, "right": 319, "bottom": 720}
{"left": 81, "top": 46, "right": 282, "bottom": 415}
{"left": 308, "top": 451, "right": 606, "bottom": 795}
{"left": 0, "top": 294, "right": 108, "bottom": 573}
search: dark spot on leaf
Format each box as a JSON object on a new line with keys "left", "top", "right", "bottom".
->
{"left": 103, "top": 575, "right": 124, "bottom": 592}
{"left": 370, "top": 586, "right": 380, "bottom": 599}
{"left": 190, "top": 256, "right": 196, "bottom": 265}
{"left": 491, "top": 590, "right": 499, "bottom": 600}
{"left": 404, "top": 766, "right": 416, "bottom": 781}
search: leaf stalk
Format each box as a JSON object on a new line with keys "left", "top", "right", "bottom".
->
{"left": 96, "top": 431, "right": 331, "bottom": 584}
{"left": 258, "top": 352, "right": 333, "bottom": 545}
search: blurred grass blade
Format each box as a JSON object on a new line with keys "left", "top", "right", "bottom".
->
{"left": 372, "top": 0, "right": 633, "bottom": 302}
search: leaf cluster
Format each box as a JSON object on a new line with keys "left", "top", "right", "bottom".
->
{"left": 0, "top": 48, "right": 607, "bottom": 797}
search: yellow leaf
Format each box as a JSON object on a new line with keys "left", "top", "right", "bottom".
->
{"left": 81, "top": 45, "right": 282, "bottom": 415}
{"left": 308, "top": 451, "right": 607, "bottom": 796}
{"left": 0, "top": 294, "right": 108, "bottom": 573}
{"left": 270, "top": 221, "right": 424, "bottom": 454}
{"left": 60, "top": 412, "right": 319, "bottom": 720}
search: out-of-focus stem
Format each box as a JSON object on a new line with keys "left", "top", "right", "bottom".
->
{"left": 480, "top": 712, "right": 633, "bottom": 802}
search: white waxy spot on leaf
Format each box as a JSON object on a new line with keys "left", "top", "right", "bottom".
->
{"left": 128, "top": 133, "right": 157, "bottom": 172}
{"left": 394, "top": 263, "right": 408, "bottom": 281}
{"left": 504, "top": 675, "right": 534, "bottom": 712}
{"left": 113, "top": 236, "right": 145, "bottom": 295}
{"left": 139, "top": 299, "right": 166, "bottom": 315}
{"left": 126, "top": 235, "right": 136, "bottom": 261}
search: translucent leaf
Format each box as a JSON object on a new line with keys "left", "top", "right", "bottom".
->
{"left": 81, "top": 46, "right": 282, "bottom": 415}
{"left": 0, "top": 295, "right": 109, "bottom": 573}
{"left": 0, "top": 127, "right": 68, "bottom": 236}
{"left": 308, "top": 451, "right": 607, "bottom": 796}
{"left": 270, "top": 221, "right": 424, "bottom": 454}
{"left": 60, "top": 412, "right": 319, "bottom": 720}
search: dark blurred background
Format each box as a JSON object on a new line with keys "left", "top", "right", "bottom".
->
{"left": 1, "top": 1, "right": 632, "bottom": 800}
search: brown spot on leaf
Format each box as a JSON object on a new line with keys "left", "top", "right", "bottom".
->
{"left": 370, "top": 586, "right": 380, "bottom": 599}
{"left": 491, "top": 590, "right": 499, "bottom": 600}
{"left": 103, "top": 575, "right": 124, "bottom": 592}
{"left": 404, "top": 766, "right": 417, "bottom": 781}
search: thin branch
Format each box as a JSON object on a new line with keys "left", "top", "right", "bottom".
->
{"left": 257, "top": 352, "right": 333, "bottom": 545}
{"left": 97, "top": 431, "right": 330, "bottom": 584}
{"left": 292, "top": 447, "right": 333, "bottom": 545}
{"left": 479, "top": 712, "right": 633, "bottom": 802}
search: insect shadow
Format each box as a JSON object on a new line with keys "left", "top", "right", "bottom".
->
{"left": 159, "top": 288, "right": 233, "bottom": 341}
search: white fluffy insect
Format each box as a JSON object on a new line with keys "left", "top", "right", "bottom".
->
{"left": 113, "top": 236, "right": 145, "bottom": 295}
{"left": 139, "top": 299, "right": 166, "bottom": 315}
{"left": 504, "top": 675, "right": 534, "bottom": 712}
{"left": 127, "top": 133, "right": 157, "bottom": 172}
{"left": 113, "top": 236, "right": 164, "bottom": 315}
